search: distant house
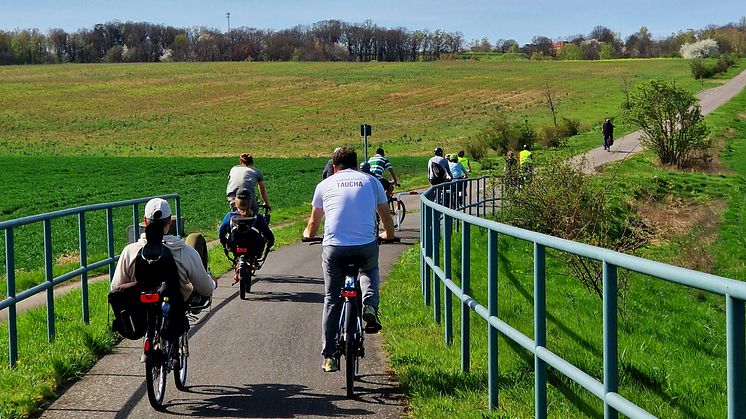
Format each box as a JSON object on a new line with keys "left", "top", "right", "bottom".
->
{"left": 553, "top": 40, "right": 568, "bottom": 53}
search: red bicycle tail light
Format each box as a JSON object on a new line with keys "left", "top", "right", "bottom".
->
{"left": 144, "top": 339, "right": 151, "bottom": 352}
{"left": 140, "top": 293, "right": 159, "bottom": 304}
{"left": 236, "top": 247, "right": 248, "bottom": 254}
{"left": 341, "top": 290, "right": 358, "bottom": 298}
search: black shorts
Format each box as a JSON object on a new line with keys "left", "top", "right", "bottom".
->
{"left": 378, "top": 178, "right": 391, "bottom": 191}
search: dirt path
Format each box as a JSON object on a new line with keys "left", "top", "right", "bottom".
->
{"left": 571, "top": 68, "right": 746, "bottom": 173}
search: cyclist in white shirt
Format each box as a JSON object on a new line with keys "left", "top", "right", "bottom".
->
{"left": 303, "top": 147, "right": 396, "bottom": 372}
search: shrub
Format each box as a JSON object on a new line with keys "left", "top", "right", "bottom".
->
{"left": 541, "top": 126, "right": 565, "bottom": 148}
{"left": 517, "top": 119, "right": 537, "bottom": 150}
{"left": 498, "top": 158, "right": 644, "bottom": 298}
{"left": 561, "top": 117, "right": 581, "bottom": 136}
{"left": 477, "top": 111, "right": 537, "bottom": 153}
{"left": 463, "top": 137, "right": 488, "bottom": 162}
{"left": 690, "top": 59, "right": 706, "bottom": 79}
{"left": 626, "top": 79, "right": 710, "bottom": 168}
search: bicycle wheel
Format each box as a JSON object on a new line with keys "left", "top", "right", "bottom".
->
{"left": 395, "top": 199, "right": 406, "bottom": 225}
{"left": 239, "top": 256, "right": 251, "bottom": 300}
{"left": 343, "top": 300, "right": 357, "bottom": 398}
{"left": 145, "top": 334, "right": 167, "bottom": 409}
{"left": 173, "top": 332, "right": 188, "bottom": 390}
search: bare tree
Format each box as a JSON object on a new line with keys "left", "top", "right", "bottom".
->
{"left": 543, "top": 82, "right": 559, "bottom": 127}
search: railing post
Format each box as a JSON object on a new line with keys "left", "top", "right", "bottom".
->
{"left": 79, "top": 213, "right": 89, "bottom": 324}
{"left": 132, "top": 203, "right": 140, "bottom": 239}
{"left": 420, "top": 199, "right": 425, "bottom": 294}
{"left": 424, "top": 205, "right": 432, "bottom": 306}
{"left": 443, "top": 214, "right": 453, "bottom": 345}
{"left": 603, "top": 261, "right": 618, "bottom": 419}
{"left": 6, "top": 228, "right": 17, "bottom": 368}
{"left": 534, "top": 243, "right": 547, "bottom": 419}
{"left": 107, "top": 208, "right": 115, "bottom": 282}
{"left": 432, "top": 199, "right": 441, "bottom": 324}
{"left": 468, "top": 180, "right": 473, "bottom": 215}
{"left": 476, "top": 179, "right": 481, "bottom": 218}
{"left": 461, "top": 222, "right": 471, "bottom": 372}
{"left": 488, "top": 229, "right": 499, "bottom": 411}
{"left": 726, "top": 295, "right": 745, "bottom": 419}
{"left": 43, "top": 219, "right": 55, "bottom": 342}
{"left": 482, "top": 177, "right": 487, "bottom": 215}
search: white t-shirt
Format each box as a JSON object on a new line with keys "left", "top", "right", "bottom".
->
{"left": 311, "top": 169, "right": 388, "bottom": 246}
{"left": 226, "top": 165, "right": 264, "bottom": 196}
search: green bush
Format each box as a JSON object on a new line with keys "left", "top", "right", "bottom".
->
{"left": 561, "top": 116, "right": 581, "bottom": 136}
{"left": 541, "top": 126, "right": 566, "bottom": 148}
{"left": 627, "top": 79, "right": 710, "bottom": 168}
{"left": 463, "top": 136, "right": 488, "bottom": 162}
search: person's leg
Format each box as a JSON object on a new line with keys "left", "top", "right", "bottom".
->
{"left": 321, "top": 245, "right": 345, "bottom": 358}
{"left": 185, "top": 233, "right": 208, "bottom": 270}
{"left": 357, "top": 241, "right": 380, "bottom": 310}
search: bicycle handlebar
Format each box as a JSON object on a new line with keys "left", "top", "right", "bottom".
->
{"left": 302, "top": 236, "right": 400, "bottom": 244}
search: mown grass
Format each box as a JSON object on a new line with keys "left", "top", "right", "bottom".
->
{"left": 381, "top": 76, "right": 746, "bottom": 417}
{"left": 0, "top": 60, "right": 721, "bottom": 158}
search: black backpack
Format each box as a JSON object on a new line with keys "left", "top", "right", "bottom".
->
{"left": 108, "top": 244, "right": 187, "bottom": 340}
{"left": 228, "top": 215, "right": 266, "bottom": 258}
{"left": 430, "top": 161, "right": 447, "bottom": 185}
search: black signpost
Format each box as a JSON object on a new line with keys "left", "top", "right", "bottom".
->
{"left": 360, "top": 124, "right": 372, "bottom": 161}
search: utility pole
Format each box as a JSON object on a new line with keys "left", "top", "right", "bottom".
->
{"left": 226, "top": 12, "right": 231, "bottom": 61}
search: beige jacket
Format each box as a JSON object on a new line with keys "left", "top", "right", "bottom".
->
{"left": 111, "top": 234, "right": 215, "bottom": 301}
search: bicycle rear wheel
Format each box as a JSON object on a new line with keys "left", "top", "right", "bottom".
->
{"left": 344, "top": 300, "right": 357, "bottom": 398}
{"left": 395, "top": 199, "right": 406, "bottom": 225}
{"left": 239, "top": 256, "right": 251, "bottom": 300}
{"left": 145, "top": 334, "right": 167, "bottom": 409}
{"left": 173, "top": 332, "right": 188, "bottom": 390}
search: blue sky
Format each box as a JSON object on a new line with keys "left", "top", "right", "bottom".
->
{"left": 1, "top": 0, "right": 743, "bottom": 45}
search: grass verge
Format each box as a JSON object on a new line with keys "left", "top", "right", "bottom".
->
{"left": 380, "top": 76, "right": 746, "bottom": 417}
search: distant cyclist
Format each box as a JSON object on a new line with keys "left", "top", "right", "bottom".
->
{"left": 368, "top": 147, "right": 399, "bottom": 198}
{"left": 226, "top": 154, "right": 271, "bottom": 215}
{"left": 448, "top": 154, "right": 468, "bottom": 180}
{"left": 457, "top": 150, "right": 472, "bottom": 172}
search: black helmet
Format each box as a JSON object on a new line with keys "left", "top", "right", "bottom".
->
{"left": 359, "top": 161, "right": 371, "bottom": 173}
{"left": 434, "top": 147, "right": 443, "bottom": 156}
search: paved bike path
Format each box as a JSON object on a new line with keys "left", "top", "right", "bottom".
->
{"left": 572, "top": 67, "right": 746, "bottom": 173}
{"left": 41, "top": 196, "right": 421, "bottom": 418}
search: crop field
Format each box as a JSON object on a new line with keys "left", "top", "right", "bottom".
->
{"left": 0, "top": 155, "right": 428, "bottom": 296}
{"left": 0, "top": 59, "right": 716, "bottom": 158}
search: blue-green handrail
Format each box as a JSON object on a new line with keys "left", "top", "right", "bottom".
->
{"left": 1, "top": 194, "right": 182, "bottom": 368}
{"left": 420, "top": 177, "right": 745, "bottom": 419}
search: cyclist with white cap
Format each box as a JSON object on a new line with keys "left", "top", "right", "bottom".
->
{"left": 111, "top": 198, "right": 216, "bottom": 302}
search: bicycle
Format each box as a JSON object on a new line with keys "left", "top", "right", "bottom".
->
{"left": 302, "top": 235, "right": 400, "bottom": 398}
{"left": 224, "top": 205, "right": 271, "bottom": 300}
{"left": 387, "top": 184, "right": 406, "bottom": 226}
{"left": 140, "top": 285, "right": 211, "bottom": 409}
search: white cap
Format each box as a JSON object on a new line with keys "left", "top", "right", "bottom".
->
{"left": 144, "top": 198, "right": 172, "bottom": 221}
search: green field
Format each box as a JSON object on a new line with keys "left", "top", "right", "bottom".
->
{"left": 0, "top": 60, "right": 722, "bottom": 158}
{"left": 381, "top": 78, "right": 746, "bottom": 417}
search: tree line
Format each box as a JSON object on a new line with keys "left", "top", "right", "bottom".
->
{"left": 469, "top": 19, "right": 746, "bottom": 60}
{"left": 0, "top": 19, "right": 464, "bottom": 64}
{"left": 1, "top": 18, "right": 744, "bottom": 65}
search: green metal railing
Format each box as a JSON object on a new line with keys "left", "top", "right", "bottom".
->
{"left": 1, "top": 194, "right": 182, "bottom": 368}
{"left": 420, "top": 177, "right": 745, "bottom": 419}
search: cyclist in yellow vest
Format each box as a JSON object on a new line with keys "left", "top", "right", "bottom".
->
{"left": 518, "top": 145, "right": 533, "bottom": 166}
{"left": 457, "top": 150, "right": 471, "bottom": 172}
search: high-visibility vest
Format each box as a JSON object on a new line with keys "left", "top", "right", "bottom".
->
{"left": 519, "top": 150, "right": 532, "bottom": 166}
